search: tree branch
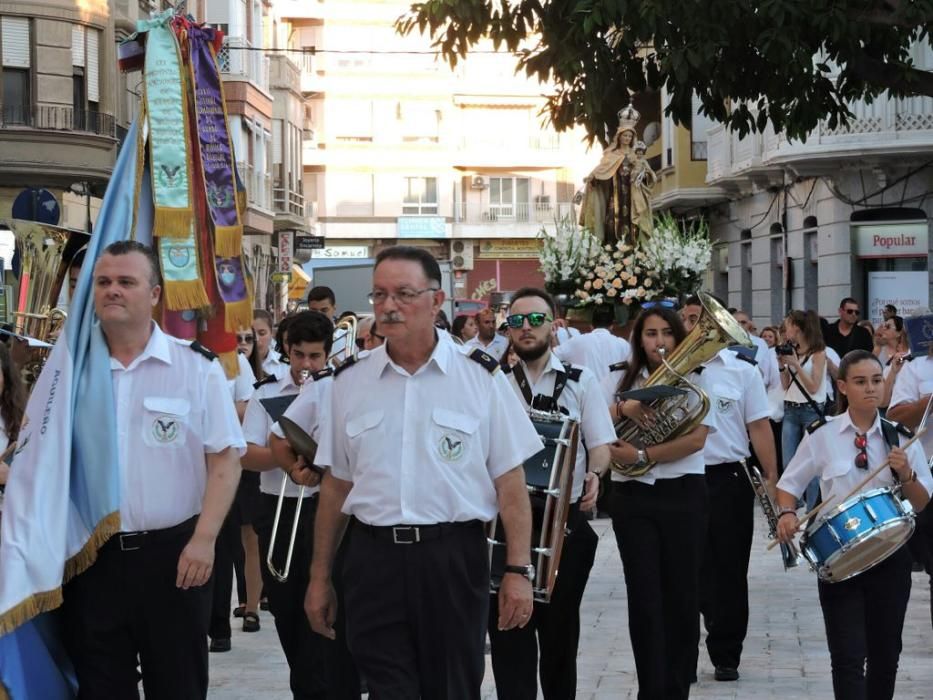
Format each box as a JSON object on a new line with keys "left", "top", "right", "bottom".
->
{"left": 847, "top": 51, "right": 933, "bottom": 97}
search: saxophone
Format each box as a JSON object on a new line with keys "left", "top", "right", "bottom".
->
{"left": 741, "top": 459, "right": 800, "bottom": 570}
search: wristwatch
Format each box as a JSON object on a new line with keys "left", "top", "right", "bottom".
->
{"left": 503, "top": 564, "right": 535, "bottom": 582}
{"left": 634, "top": 448, "right": 649, "bottom": 467}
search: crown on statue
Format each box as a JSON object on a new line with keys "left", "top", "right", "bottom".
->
{"left": 617, "top": 105, "right": 641, "bottom": 133}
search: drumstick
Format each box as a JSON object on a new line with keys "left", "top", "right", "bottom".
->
{"left": 767, "top": 425, "right": 928, "bottom": 551}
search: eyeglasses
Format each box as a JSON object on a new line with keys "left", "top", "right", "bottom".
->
{"left": 854, "top": 432, "right": 868, "bottom": 470}
{"left": 844, "top": 308, "right": 861, "bottom": 316}
{"left": 641, "top": 300, "right": 678, "bottom": 310}
{"left": 236, "top": 334, "right": 254, "bottom": 343}
{"left": 368, "top": 288, "right": 439, "bottom": 305}
{"left": 505, "top": 312, "right": 553, "bottom": 329}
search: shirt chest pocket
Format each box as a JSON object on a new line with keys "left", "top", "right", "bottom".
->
{"left": 345, "top": 409, "right": 385, "bottom": 465}
{"left": 712, "top": 384, "right": 741, "bottom": 417}
{"left": 919, "top": 379, "right": 933, "bottom": 396}
{"left": 431, "top": 408, "right": 479, "bottom": 465}
{"left": 142, "top": 397, "right": 191, "bottom": 449}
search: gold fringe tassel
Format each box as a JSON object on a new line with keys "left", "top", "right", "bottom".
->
{"left": 1, "top": 679, "right": 10, "bottom": 700}
{"left": 236, "top": 188, "right": 247, "bottom": 216}
{"left": 62, "top": 511, "right": 121, "bottom": 584}
{"left": 223, "top": 297, "right": 254, "bottom": 334}
{"left": 0, "top": 510, "right": 119, "bottom": 637}
{"left": 213, "top": 225, "right": 243, "bottom": 258}
{"left": 163, "top": 279, "right": 211, "bottom": 312}
{"left": 153, "top": 207, "right": 194, "bottom": 238}
{"left": 218, "top": 350, "right": 239, "bottom": 380}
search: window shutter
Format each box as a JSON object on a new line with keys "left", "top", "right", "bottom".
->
{"left": 2, "top": 17, "right": 31, "bottom": 68}
{"left": 71, "top": 25, "right": 85, "bottom": 67}
{"left": 87, "top": 28, "right": 100, "bottom": 102}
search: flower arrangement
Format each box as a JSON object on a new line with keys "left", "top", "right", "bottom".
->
{"left": 538, "top": 216, "right": 601, "bottom": 295}
{"left": 640, "top": 213, "right": 713, "bottom": 299}
{"left": 575, "top": 239, "right": 665, "bottom": 306}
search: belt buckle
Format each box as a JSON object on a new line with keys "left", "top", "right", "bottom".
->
{"left": 392, "top": 526, "right": 420, "bottom": 544}
{"left": 119, "top": 532, "right": 145, "bottom": 551}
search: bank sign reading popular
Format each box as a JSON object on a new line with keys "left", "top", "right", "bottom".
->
{"left": 852, "top": 222, "right": 929, "bottom": 258}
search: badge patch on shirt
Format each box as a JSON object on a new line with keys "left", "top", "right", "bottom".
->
{"left": 438, "top": 434, "right": 465, "bottom": 462}
{"left": 716, "top": 397, "right": 734, "bottom": 413}
{"left": 152, "top": 415, "right": 180, "bottom": 443}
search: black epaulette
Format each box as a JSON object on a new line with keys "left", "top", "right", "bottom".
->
{"left": 733, "top": 353, "right": 758, "bottom": 367}
{"left": 467, "top": 348, "right": 499, "bottom": 374}
{"left": 333, "top": 355, "right": 359, "bottom": 378}
{"left": 693, "top": 366, "right": 705, "bottom": 375}
{"left": 561, "top": 362, "right": 583, "bottom": 382}
{"left": 189, "top": 341, "right": 217, "bottom": 362}
{"left": 500, "top": 364, "right": 512, "bottom": 374}
{"left": 608, "top": 360, "right": 629, "bottom": 373}
{"left": 311, "top": 367, "right": 333, "bottom": 382}
{"left": 882, "top": 418, "right": 914, "bottom": 440}
{"left": 806, "top": 417, "right": 828, "bottom": 435}
{"left": 253, "top": 374, "right": 277, "bottom": 390}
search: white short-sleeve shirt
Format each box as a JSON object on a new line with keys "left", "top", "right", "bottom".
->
{"left": 703, "top": 351, "right": 771, "bottom": 465}
{"left": 242, "top": 370, "right": 316, "bottom": 498}
{"left": 227, "top": 352, "right": 256, "bottom": 403}
{"left": 506, "top": 353, "right": 617, "bottom": 500}
{"left": 314, "top": 333, "right": 542, "bottom": 526}
{"left": 610, "top": 366, "right": 718, "bottom": 485}
{"left": 777, "top": 411, "right": 933, "bottom": 523}
{"left": 889, "top": 354, "right": 933, "bottom": 458}
{"left": 553, "top": 328, "right": 631, "bottom": 383}
{"left": 112, "top": 323, "right": 246, "bottom": 531}
{"left": 464, "top": 334, "right": 509, "bottom": 362}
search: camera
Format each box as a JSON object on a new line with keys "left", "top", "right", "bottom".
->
{"left": 775, "top": 342, "right": 796, "bottom": 356}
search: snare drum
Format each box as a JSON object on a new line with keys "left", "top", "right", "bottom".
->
{"left": 801, "top": 487, "right": 915, "bottom": 583}
{"left": 488, "top": 412, "right": 578, "bottom": 603}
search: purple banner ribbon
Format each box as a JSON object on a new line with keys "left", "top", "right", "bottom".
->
{"left": 188, "top": 26, "right": 240, "bottom": 232}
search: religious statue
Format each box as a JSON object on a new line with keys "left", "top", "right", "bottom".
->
{"left": 579, "top": 106, "right": 656, "bottom": 246}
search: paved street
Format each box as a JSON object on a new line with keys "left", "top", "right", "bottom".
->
{"left": 209, "top": 515, "right": 933, "bottom": 699}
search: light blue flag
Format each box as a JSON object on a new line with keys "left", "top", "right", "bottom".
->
{"left": 0, "top": 119, "right": 146, "bottom": 699}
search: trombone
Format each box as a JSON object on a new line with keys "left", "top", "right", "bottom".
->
{"left": 266, "top": 317, "right": 359, "bottom": 582}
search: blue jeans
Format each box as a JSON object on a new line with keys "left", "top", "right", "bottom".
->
{"left": 783, "top": 402, "right": 825, "bottom": 509}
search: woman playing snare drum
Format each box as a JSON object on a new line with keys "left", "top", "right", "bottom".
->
{"left": 776, "top": 349, "right": 933, "bottom": 700}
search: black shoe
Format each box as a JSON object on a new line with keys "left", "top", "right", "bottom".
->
{"left": 242, "top": 612, "right": 260, "bottom": 633}
{"left": 233, "top": 604, "right": 246, "bottom": 618}
{"left": 209, "top": 638, "right": 231, "bottom": 653}
{"left": 689, "top": 673, "right": 697, "bottom": 684}
{"left": 714, "top": 667, "right": 739, "bottom": 681}
{"left": 259, "top": 597, "right": 269, "bottom": 611}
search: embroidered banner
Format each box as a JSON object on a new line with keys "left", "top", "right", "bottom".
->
{"left": 188, "top": 25, "right": 243, "bottom": 258}
{"left": 139, "top": 10, "right": 192, "bottom": 238}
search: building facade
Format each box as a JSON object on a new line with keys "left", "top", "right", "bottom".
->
{"left": 280, "top": 0, "right": 596, "bottom": 305}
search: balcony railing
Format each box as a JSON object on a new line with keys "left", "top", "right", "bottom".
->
{"left": 237, "top": 160, "right": 272, "bottom": 211}
{"left": 217, "top": 37, "right": 270, "bottom": 92}
{"left": 273, "top": 186, "right": 306, "bottom": 218}
{"left": 460, "top": 134, "right": 565, "bottom": 151}
{"left": 454, "top": 201, "right": 573, "bottom": 224}
{"left": 0, "top": 105, "right": 116, "bottom": 137}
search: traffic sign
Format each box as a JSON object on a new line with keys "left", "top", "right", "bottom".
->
{"left": 12, "top": 188, "right": 61, "bottom": 225}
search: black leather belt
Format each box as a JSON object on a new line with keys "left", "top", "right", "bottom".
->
{"left": 784, "top": 400, "right": 821, "bottom": 408}
{"left": 102, "top": 514, "right": 198, "bottom": 553}
{"left": 359, "top": 520, "right": 483, "bottom": 544}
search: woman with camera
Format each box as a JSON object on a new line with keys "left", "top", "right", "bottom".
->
{"left": 779, "top": 310, "right": 827, "bottom": 507}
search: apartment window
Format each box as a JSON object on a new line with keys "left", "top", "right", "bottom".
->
{"left": 1, "top": 16, "right": 31, "bottom": 125}
{"left": 71, "top": 26, "right": 100, "bottom": 131}
{"left": 488, "top": 177, "right": 529, "bottom": 221}
{"left": 690, "top": 92, "right": 712, "bottom": 161}
{"left": 740, "top": 229, "right": 752, "bottom": 316}
{"left": 402, "top": 177, "right": 438, "bottom": 214}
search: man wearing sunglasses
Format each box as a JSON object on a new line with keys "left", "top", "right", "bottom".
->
{"left": 356, "top": 316, "right": 385, "bottom": 351}
{"left": 306, "top": 246, "right": 542, "bottom": 700}
{"left": 489, "top": 287, "right": 616, "bottom": 700}
{"left": 824, "top": 297, "right": 873, "bottom": 358}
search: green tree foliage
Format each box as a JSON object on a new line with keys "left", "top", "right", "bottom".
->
{"left": 396, "top": 0, "right": 933, "bottom": 144}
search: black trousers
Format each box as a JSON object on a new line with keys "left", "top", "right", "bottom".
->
{"left": 342, "top": 521, "right": 488, "bottom": 700}
{"left": 697, "top": 463, "right": 754, "bottom": 670}
{"left": 609, "top": 475, "right": 708, "bottom": 700}
{"left": 906, "top": 504, "right": 933, "bottom": 628}
{"left": 818, "top": 546, "right": 912, "bottom": 700}
{"left": 255, "top": 493, "right": 359, "bottom": 700}
{"left": 488, "top": 506, "right": 598, "bottom": 700}
{"left": 61, "top": 517, "right": 210, "bottom": 700}
{"left": 209, "top": 509, "right": 240, "bottom": 640}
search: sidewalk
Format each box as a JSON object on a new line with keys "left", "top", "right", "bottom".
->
{"left": 209, "top": 515, "right": 933, "bottom": 699}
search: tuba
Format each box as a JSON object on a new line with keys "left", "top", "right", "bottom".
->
{"left": 328, "top": 315, "right": 358, "bottom": 369}
{"left": 610, "top": 292, "right": 751, "bottom": 477}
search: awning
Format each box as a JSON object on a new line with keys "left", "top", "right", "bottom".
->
{"left": 288, "top": 263, "right": 310, "bottom": 300}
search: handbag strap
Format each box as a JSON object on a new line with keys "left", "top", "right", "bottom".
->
{"left": 788, "top": 368, "right": 825, "bottom": 419}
